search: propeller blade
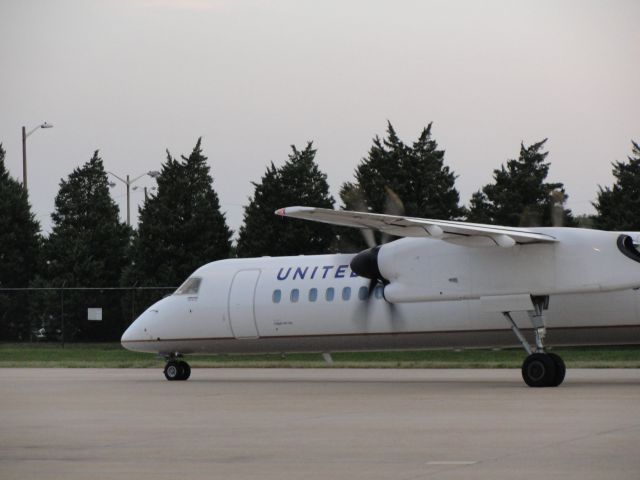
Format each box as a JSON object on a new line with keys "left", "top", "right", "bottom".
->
{"left": 381, "top": 186, "right": 405, "bottom": 244}
{"left": 384, "top": 186, "right": 405, "bottom": 216}
{"left": 551, "top": 190, "right": 565, "bottom": 227}
{"left": 343, "top": 186, "right": 378, "bottom": 249}
{"left": 361, "top": 228, "right": 377, "bottom": 249}
{"left": 367, "top": 277, "right": 377, "bottom": 297}
{"left": 386, "top": 299, "right": 400, "bottom": 322}
{"left": 354, "top": 278, "right": 378, "bottom": 324}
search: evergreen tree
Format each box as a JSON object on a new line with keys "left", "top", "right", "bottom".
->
{"left": 403, "top": 124, "right": 464, "bottom": 219}
{"left": 0, "top": 144, "right": 41, "bottom": 340}
{"left": 574, "top": 214, "right": 596, "bottom": 229}
{"left": 467, "top": 191, "right": 493, "bottom": 224}
{"left": 237, "top": 142, "right": 335, "bottom": 257}
{"left": 127, "top": 138, "right": 232, "bottom": 288}
{"left": 43, "top": 151, "right": 130, "bottom": 340}
{"left": 467, "top": 139, "right": 574, "bottom": 227}
{"left": 339, "top": 122, "right": 463, "bottom": 250}
{"left": 343, "top": 122, "right": 462, "bottom": 218}
{"left": 593, "top": 141, "right": 640, "bottom": 231}
{"left": 341, "top": 123, "right": 408, "bottom": 215}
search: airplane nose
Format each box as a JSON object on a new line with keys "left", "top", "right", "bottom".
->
{"left": 121, "top": 323, "right": 136, "bottom": 346}
{"left": 121, "top": 305, "right": 160, "bottom": 351}
{"left": 121, "top": 316, "right": 149, "bottom": 346}
{"left": 121, "top": 299, "right": 165, "bottom": 350}
{"left": 121, "top": 324, "right": 133, "bottom": 343}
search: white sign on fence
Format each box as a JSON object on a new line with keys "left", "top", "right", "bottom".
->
{"left": 87, "top": 308, "right": 103, "bottom": 321}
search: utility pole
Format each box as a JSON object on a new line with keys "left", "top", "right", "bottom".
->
{"left": 21, "top": 122, "right": 53, "bottom": 191}
{"left": 126, "top": 174, "right": 131, "bottom": 226}
{"left": 108, "top": 170, "right": 160, "bottom": 226}
{"left": 22, "top": 127, "right": 26, "bottom": 190}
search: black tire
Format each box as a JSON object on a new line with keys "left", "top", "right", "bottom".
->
{"left": 180, "top": 362, "right": 191, "bottom": 381}
{"left": 164, "top": 361, "right": 181, "bottom": 381}
{"left": 547, "top": 352, "right": 566, "bottom": 387}
{"left": 522, "top": 353, "right": 556, "bottom": 387}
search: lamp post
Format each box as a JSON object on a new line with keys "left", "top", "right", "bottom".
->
{"left": 108, "top": 170, "right": 160, "bottom": 225}
{"left": 132, "top": 185, "right": 156, "bottom": 200}
{"left": 21, "top": 122, "right": 53, "bottom": 191}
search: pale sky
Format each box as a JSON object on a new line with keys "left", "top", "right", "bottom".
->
{"left": 1, "top": 0, "right": 638, "bottom": 236}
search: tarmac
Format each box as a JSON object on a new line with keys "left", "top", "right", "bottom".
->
{"left": 1, "top": 368, "right": 639, "bottom": 480}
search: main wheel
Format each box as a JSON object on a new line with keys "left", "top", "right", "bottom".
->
{"left": 522, "top": 353, "right": 556, "bottom": 387}
{"left": 180, "top": 362, "right": 191, "bottom": 381}
{"left": 164, "top": 360, "right": 182, "bottom": 381}
{"left": 547, "top": 352, "right": 566, "bottom": 387}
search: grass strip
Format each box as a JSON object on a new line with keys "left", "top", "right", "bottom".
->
{"left": 0, "top": 343, "right": 639, "bottom": 368}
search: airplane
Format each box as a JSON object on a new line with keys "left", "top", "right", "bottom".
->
{"left": 121, "top": 206, "right": 640, "bottom": 387}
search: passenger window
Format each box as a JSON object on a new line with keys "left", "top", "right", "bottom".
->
{"left": 175, "top": 277, "right": 201, "bottom": 295}
{"left": 309, "top": 288, "right": 318, "bottom": 302}
{"left": 290, "top": 289, "right": 299, "bottom": 303}
{"left": 358, "top": 286, "right": 369, "bottom": 301}
{"left": 342, "top": 287, "right": 351, "bottom": 301}
{"left": 325, "top": 287, "right": 335, "bottom": 301}
{"left": 374, "top": 285, "right": 384, "bottom": 299}
{"left": 272, "top": 289, "right": 282, "bottom": 303}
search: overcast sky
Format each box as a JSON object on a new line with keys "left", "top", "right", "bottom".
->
{"left": 1, "top": 0, "right": 638, "bottom": 236}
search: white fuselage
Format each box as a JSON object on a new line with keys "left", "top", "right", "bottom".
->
{"left": 122, "top": 228, "right": 640, "bottom": 356}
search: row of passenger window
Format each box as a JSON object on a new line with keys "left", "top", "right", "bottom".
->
{"left": 272, "top": 285, "right": 384, "bottom": 304}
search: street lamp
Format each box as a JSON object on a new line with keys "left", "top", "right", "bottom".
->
{"left": 132, "top": 185, "right": 157, "bottom": 200}
{"left": 22, "top": 122, "right": 53, "bottom": 191}
{"left": 107, "top": 170, "right": 160, "bottom": 226}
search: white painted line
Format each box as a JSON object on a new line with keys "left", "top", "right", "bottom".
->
{"left": 426, "top": 461, "right": 477, "bottom": 466}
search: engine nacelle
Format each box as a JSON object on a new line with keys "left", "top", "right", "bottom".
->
{"left": 376, "top": 229, "right": 640, "bottom": 303}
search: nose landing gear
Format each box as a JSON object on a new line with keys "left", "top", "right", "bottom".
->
{"left": 163, "top": 357, "right": 191, "bottom": 381}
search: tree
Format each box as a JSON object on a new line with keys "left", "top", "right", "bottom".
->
{"left": 593, "top": 141, "right": 640, "bottom": 231}
{"left": 0, "top": 144, "right": 41, "bottom": 340}
{"left": 343, "top": 122, "right": 463, "bottom": 218}
{"left": 339, "top": 122, "right": 463, "bottom": 249}
{"left": 574, "top": 214, "right": 596, "bottom": 229}
{"left": 43, "top": 151, "right": 130, "bottom": 340}
{"left": 467, "top": 139, "right": 574, "bottom": 227}
{"left": 237, "top": 142, "right": 335, "bottom": 257}
{"left": 127, "top": 138, "right": 232, "bottom": 288}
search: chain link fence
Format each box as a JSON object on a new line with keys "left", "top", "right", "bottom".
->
{"left": 0, "top": 287, "right": 176, "bottom": 343}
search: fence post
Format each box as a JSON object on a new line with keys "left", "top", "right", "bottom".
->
{"left": 131, "top": 286, "right": 136, "bottom": 323}
{"left": 60, "top": 289, "right": 65, "bottom": 349}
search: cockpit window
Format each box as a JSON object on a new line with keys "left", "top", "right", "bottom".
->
{"left": 175, "top": 277, "right": 202, "bottom": 295}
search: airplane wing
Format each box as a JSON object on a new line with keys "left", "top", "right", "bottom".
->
{"left": 275, "top": 206, "right": 557, "bottom": 247}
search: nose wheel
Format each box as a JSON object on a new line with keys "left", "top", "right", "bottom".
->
{"left": 164, "top": 360, "right": 191, "bottom": 381}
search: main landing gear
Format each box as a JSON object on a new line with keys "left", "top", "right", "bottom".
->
{"left": 503, "top": 296, "right": 566, "bottom": 387}
{"left": 163, "top": 355, "right": 191, "bottom": 381}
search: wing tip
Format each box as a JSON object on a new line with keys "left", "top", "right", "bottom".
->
{"left": 274, "top": 206, "right": 317, "bottom": 217}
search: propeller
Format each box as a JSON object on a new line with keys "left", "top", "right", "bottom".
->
{"left": 349, "top": 186, "right": 405, "bottom": 322}
{"left": 351, "top": 245, "right": 394, "bottom": 319}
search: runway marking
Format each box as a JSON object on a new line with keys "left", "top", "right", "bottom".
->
{"left": 426, "top": 461, "right": 477, "bottom": 465}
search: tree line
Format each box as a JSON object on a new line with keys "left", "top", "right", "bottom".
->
{"left": 1, "top": 123, "right": 639, "bottom": 341}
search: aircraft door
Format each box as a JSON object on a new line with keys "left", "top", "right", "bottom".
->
{"left": 228, "top": 269, "right": 261, "bottom": 339}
